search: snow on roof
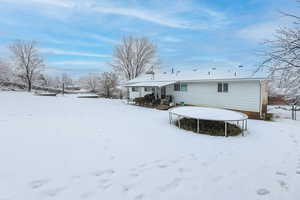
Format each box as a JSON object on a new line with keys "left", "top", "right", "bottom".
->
{"left": 170, "top": 106, "right": 248, "bottom": 121}
{"left": 127, "top": 68, "right": 267, "bottom": 84}
{"left": 124, "top": 81, "right": 176, "bottom": 87}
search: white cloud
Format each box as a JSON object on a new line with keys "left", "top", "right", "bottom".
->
{"left": 161, "top": 36, "right": 182, "bottom": 43}
{"left": 41, "top": 48, "right": 110, "bottom": 58}
{"left": 2, "top": 0, "right": 74, "bottom": 8}
{"left": 236, "top": 16, "right": 294, "bottom": 42}
{"left": 236, "top": 22, "right": 278, "bottom": 42}
{"left": 48, "top": 61, "right": 103, "bottom": 66}
{"left": 87, "top": 34, "right": 118, "bottom": 44}
{"left": 92, "top": 6, "right": 195, "bottom": 29}
{"left": 2, "top": 0, "right": 229, "bottom": 30}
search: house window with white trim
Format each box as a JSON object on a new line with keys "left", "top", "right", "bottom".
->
{"left": 144, "top": 87, "right": 152, "bottom": 92}
{"left": 174, "top": 83, "right": 188, "bottom": 92}
{"left": 132, "top": 87, "right": 138, "bottom": 92}
{"left": 180, "top": 83, "right": 188, "bottom": 92}
{"left": 223, "top": 83, "right": 228, "bottom": 93}
{"left": 217, "top": 83, "right": 229, "bottom": 93}
{"left": 174, "top": 83, "right": 180, "bottom": 91}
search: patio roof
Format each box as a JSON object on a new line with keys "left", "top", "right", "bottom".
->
{"left": 124, "top": 81, "right": 176, "bottom": 88}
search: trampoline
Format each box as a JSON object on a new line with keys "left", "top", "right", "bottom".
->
{"left": 169, "top": 106, "right": 248, "bottom": 136}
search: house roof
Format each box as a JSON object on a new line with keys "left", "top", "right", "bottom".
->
{"left": 124, "top": 81, "right": 176, "bottom": 87}
{"left": 125, "top": 68, "right": 268, "bottom": 85}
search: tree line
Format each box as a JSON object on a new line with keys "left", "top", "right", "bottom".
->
{"left": 0, "top": 36, "right": 158, "bottom": 97}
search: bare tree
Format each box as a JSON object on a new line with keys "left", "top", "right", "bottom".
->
{"left": 259, "top": 4, "right": 300, "bottom": 119}
{"left": 61, "top": 73, "right": 73, "bottom": 88}
{"left": 79, "top": 73, "right": 100, "bottom": 92}
{"left": 0, "top": 58, "right": 12, "bottom": 84}
{"left": 110, "top": 36, "right": 158, "bottom": 81}
{"left": 9, "top": 40, "right": 44, "bottom": 92}
{"left": 99, "top": 72, "right": 118, "bottom": 98}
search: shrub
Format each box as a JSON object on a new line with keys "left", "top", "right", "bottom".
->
{"left": 134, "top": 97, "right": 145, "bottom": 105}
{"left": 176, "top": 118, "right": 241, "bottom": 136}
{"left": 265, "top": 113, "right": 274, "bottom": 121}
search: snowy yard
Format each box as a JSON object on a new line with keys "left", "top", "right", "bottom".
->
{"left": 1, "top": 92, "right": 300, "bottom": 200}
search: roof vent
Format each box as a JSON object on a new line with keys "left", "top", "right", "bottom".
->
{"left": 234, "top": 72, "right": 237, "bottom": 76}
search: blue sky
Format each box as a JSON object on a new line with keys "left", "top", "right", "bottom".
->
{"left": 0, "top": 0, "right": 298, "bottom": 77}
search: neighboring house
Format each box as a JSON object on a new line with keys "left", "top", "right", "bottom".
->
{"left": 124, "top": 69, "right": 268, "bottom": 119}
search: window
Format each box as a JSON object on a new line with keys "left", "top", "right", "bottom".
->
{"left": 144, "top": 87, "right": 152, "bottom": 92}
{"left": 132, "top": 87, "right": 138, "bottom": 92}
{"left": 174, "top": 83, "right": 180, "bottom": 91}
{"left": 180, "top": 83, "right": 188, "bottom": 92}
{"left": 223, "top": 83, "right": 228, "bottom": 92}
{"left": 174, "top": 83, "right": 188, "bottom": 92}
{"left": 218, "top": 83, "right": 223, "bottom": 92}
{"left": 217, "top": 83, "right": 229, "bottom": 93}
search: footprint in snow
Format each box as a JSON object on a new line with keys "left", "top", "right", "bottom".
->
{"left": 276, "top": 171, "right": 287, "bottom": 176}
{"left": 98, "top": 183, "right": 112, "bottom": 190}
{"left": 42, "top": 187, "right": 67, "bottom": 197}
{"left": 29, "top": 179, "right": 50, "bottom": 189}
{"left": 178, "top": 168, "right": 191, "bottom": 173}
{"left": 157, "top": 164, "right": 168, "bottom": 169}
{"left": 296, "top": 171, "right": 300, "bottom": 175}
{"left": 138, "top": 163, "right": 147, "bottom": 168}
{"left": 278, "top": 180, "right": 288, "bottom": 190}
{"left": 256, "top": 188, "right": 270, "bottom": 195}
{"left": 159, "top": 178, "right": 182, "bottom": 192}
{"left": 80, "top": 192, "right": 95, "bottom": 199}
{"left": 130, "top": 173, "right": 139, "bottom": 178}
{"left": 134, "top": 194, "right": 145, "bottom": 200}
{"left": 92, "top": 169, "right": 115, "bottom": 177}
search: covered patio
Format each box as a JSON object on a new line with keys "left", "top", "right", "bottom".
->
{"left": 124, "top": 81, "right": 176, "bottom": 109}
{"left": 124, "top": 81, "right": 176, "bottom": 99}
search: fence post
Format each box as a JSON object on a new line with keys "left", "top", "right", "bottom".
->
{"left": 292, "top": 105, "right": 295, "bottom": 120}
{"left": 62, "top": 83, "right": 65, "bottom": 95}
{"left": 224, "top": 122, "right": 227, "bottom": 137}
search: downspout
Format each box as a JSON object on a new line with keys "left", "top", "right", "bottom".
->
{"left": 259, "top": 81, "right": 263, "bottom": 119}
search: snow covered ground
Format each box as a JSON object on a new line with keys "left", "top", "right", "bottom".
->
{"left": 0, "top": 91, "right": 300, "bottom": 200}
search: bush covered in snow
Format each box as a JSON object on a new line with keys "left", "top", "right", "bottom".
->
{"left": 176, "top": 118, "right": 241, "bottom": 136}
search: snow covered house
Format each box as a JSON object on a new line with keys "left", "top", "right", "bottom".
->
{"left": 124, "top": 69, "right": 268, "bottom": 119}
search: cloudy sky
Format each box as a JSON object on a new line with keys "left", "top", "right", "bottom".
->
{"left": 0, "top": 0, "right": 298, "bottom": 77}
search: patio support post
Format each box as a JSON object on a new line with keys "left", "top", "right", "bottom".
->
{"left": 178, "top": 116, "right": 181, "bottom": 128}
{"left": 242, "top": 120, "right": 245, "bottom": 136}
{"left": 224, "top": 122, "right": 227, "bottom": 137}
{"left": 197, "top": 119, "right": 199, "bottom": 133}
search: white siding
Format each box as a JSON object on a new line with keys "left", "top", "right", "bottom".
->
{"left": 170, "top": 81, "right": 261, "bottom": 112}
